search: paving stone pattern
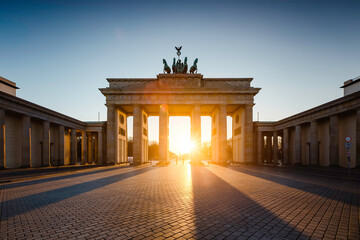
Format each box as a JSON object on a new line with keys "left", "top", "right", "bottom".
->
{"left": 0, "top": 163, "right": 359, "bottom": 239}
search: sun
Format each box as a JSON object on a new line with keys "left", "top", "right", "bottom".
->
{"left": 179, "top": 140, "right": 194, "bottom": 154}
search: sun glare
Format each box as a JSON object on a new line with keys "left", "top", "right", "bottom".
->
{"left": 179, "top": 140, "right": 194, "bottom": 154}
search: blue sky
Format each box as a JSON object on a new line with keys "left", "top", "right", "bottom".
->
{"left": 1, "top": 0, "right": 359, "bottom": 151}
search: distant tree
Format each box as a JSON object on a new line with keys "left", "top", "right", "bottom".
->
{"left": 148, "top": 141, "right": 159, "bottom": 160}
{"left": 180, "top": 153, "right": 190, "bottom": 160}
{"left": 200, "top": 141, "right": 211, "bottom": 160}
{"left": 169, "top": 151, "right": 178, "bottom": 160}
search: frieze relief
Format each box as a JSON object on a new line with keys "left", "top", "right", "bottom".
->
{"left": 159, "top": 78, "right": 201, "bottom": 88}
{"left": 108, "top": 94, "right": 252, "bottom": 104}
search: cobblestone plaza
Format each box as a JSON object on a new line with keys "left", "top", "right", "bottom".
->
{"left": 1, "top": 163, "right": 359, "bottom": 239}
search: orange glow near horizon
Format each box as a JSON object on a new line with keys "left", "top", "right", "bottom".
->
{"left": 127, "top": 116, "right": 233, "bottom": 153}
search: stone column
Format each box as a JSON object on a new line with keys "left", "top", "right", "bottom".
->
{"left": 58, "top": 125, "right": 64, "bottom": 166}
{"left": 310, "top": 121, "right": 319, "bottom": 165}
{"left": 273, "top": 131, "right": 278, "bottom": 165}
{"left": 0, "top": 109, "right": 5, "bottom": 168}
{"left": 70, "top": 129, "right": 77, "bottom": 165}
{"left": 357, "top": 110, "right": 360, "bottom": 167}
{"left": 98, "top": 131, "right": 103, "bottom": 165}
{"left": 295, "top": 125, "right": 302, "bottom": 164}
{"left": 81, "top": 131, "right": 87, "bottom": 165}
{"left": 106, "top": 105, "right": 115, "bottom": 165}
{"left": 257, "top": 131, "right": 263, "bottom": 164}
{"left": 133, "top": 105, "right": 143, "bottom": 165}
{"left": 191, "top": 105, "right": 202, "bottom": 164}
{"left": 329, "top": 115, "right": 339, "bottom": 166}
{"left": 244, "top": 105, "right": 254, "bottom": 163}
{"left": 42, "top": 121, "right": 50, "bottom": 166}
{"left": 283, "top": 128, "right": 289, "bottom": 164}
{"left": 22, "top": 115, "right": 31, "bottom": 167}
{"left": 159, "top": 104, "right": 169, "bottom": 164}
{"left": 218, "top": 105, "right": 227, "bottom": 165}
{"left": 87, "top": 132, "right": 92, "bottom": 163}
{"left": 266, "top": 134, "right": 272, "bottom": 163}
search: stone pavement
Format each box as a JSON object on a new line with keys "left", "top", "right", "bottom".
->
{"left": 0, "top": 162, "right": 359, "bottom": 240}
{"left": 0, "top": 165, "right": 108, "bottom": 183}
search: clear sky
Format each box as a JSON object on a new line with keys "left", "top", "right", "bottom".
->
{"left": 1, "top": 0, "right": 359, "bottom": 153}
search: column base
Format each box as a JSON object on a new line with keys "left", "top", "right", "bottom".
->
{"left": 190, "top": 161, "right": 205, "bottom": 166}
{"left": 20, "top": 164, "right": 31, "bottom": 168}
{"left": 131, "top": 162, "right": 144, "bottom": 166}
{"left": 156, "top": 161, "right": 170, "bottom": 167}
{"left": 102, "top": 162, "right": 116, "bottom": 166}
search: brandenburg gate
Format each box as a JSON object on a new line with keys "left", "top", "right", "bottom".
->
{"left": 100, "top": 48, "right": 260, "bottom": 165}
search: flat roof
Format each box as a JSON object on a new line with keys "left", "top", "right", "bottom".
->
{"left": 0, "top": 76, "right": 19, "bottom": 89}
{"left": 341, "top": 75, "right": 360, "bottom": 88}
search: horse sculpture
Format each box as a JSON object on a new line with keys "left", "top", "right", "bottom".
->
{"left": 163, "top": 59, "right": 171, "bottom": 74}
{"left": 182, "top": 57, "right": 188, "bottom": 74}
{"left": 189, "top": 58, "right": 198, "bottom": 74}
{"left": 172, "top": 58, "right": 176, "bottom": 73}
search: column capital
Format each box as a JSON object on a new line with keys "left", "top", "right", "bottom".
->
{"left": 245, "top": 103, "right": 255, "bottom": 108}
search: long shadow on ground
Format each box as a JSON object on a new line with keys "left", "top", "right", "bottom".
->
{"left": 0, "top": 166, "right": 129, "bottom": 190}
{"left": 227, "top": 166, "right": 358, "bottom": 205}
{"left": 191, "top": 166, "right": 305, "bottom": 239}
{"left": 1, "top": 166, "right": 153, "bottom": 221}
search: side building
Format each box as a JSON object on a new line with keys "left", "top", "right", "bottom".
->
{"left": 0, "top": 76, "right": 106, "bottom": 168}
{"left": 254, "top": 76, "right": 360, "bottom": 168}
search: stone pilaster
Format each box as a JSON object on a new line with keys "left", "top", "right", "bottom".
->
{"left": 22, "top": 115, "right": 31, "bottom": 167}
{"left": 266, "top": 134, "right": 272, "bottom": 164}
{"left": 295, "top": 125, "right": 302, "bottom": 164}
{"left": 115, "top": 108, "right": 119, "bottom": 164}
{"left": 70, "top": 129, "right": 77, "bottom": 165}
{"left": 244, "top": 105, "right": 254, "bottom": 163}
{"left": 106, "top": 106, "right": 115, "bottom": 165}
{"left": 58, "top": 125, "right": 64, "bottom": 166}
{"left": 310, "top": 121, "right": 318, "bottom": 165}
{"left": 98, "top": 131, "right": 103, "bottom": 165}
{"left": 283, "top": 128, "right": 289, "bottom": 164}
{"left": 218, "top": 105, "right": 227, "bottom": 165}
{"left": 257, "top": 131, "right": 263, "bottom": 164}
{"left": 42, "top": 121, "right": 50, "bottom": 166}
{"left": 357, "top": 110, "right": 360, "bottom": 167}
{"left": 329, "top": 115, "right": 339, "bottom": 166}
{"left": 87, "top": 132, "right": 92, "bottom": 164}
{"left": 272, "top": 131, "right": 278, "bottom": 165}
{"left": 81, "top": 131, "right": 87, "bottom": 165}
{"left": 133, "top": 105, "right": 143, "bottom": 165}
{"left": 0, "top": 109, "right": 5, "bottom": 168}
{"left": 159, "top": 104, "right": 169, "bottom": 163}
